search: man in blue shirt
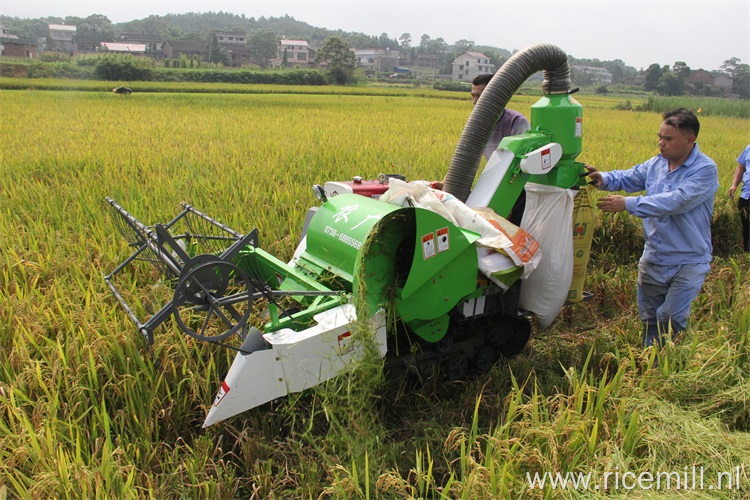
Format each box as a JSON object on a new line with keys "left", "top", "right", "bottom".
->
{"left": 728, "top": 144, "right": 750, "bottom": 252}
{"left": 585, "top": 108, "right": 718, "bottom": 347}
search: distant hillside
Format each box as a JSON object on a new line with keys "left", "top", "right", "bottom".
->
{"left": 114, "top": 12, "right": 404, "bottom": 51}
{"left": 0, "top": 10, "right": 639, "bottom": 82}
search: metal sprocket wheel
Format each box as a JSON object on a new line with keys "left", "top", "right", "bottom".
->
{"left": 172, "top": 260, "right": 253, "bottom": 342}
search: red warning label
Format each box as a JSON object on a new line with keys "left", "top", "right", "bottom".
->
{"left": 422, "top": 233, "right": 436, "bottom": 259}
{"left": 541, "top": 148, "right": 552, "bottom": 170}
{"left": 436, "top": 227, "right": 450, "bottom": 253}
{"left": 213, "top": 381, "right": 230, "bottom": 407}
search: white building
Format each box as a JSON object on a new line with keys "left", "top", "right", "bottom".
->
{"left": 572, "top": 65, "right": 612, "bottom": 85}
{"left": 452, "top": 52, "right": 495, "bottom": 82}
{"left": 99, "top": 42, "right": 147, "bottom": 54}
{"left": 271, "top": 39, "right": 314, "bottom": 68}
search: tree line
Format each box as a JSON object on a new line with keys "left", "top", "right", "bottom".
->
{"left": 641, "top": 59, "right": 749, "bottom": 99}
{"left": 1, "top": 11, "right": 747, "bottom": 97}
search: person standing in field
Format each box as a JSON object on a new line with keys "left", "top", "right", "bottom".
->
{"left": 585, "top": 108, "right": 718, "bottom": 347}
{"left": 433, "top": 73, "right": 530, "bottom": 225}
{"left": 728, "top": 144, "right": 750, "bottom": 252}
{"left": 469, "top": 73, "right": 531, "bottom": 161}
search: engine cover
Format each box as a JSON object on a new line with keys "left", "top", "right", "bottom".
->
{"left": 324, "top": 174, "right": 406, "bottom": 199}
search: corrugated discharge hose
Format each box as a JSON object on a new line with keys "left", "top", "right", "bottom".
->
{"left": 443, "top": 43, "right": 572, "bottom": 202}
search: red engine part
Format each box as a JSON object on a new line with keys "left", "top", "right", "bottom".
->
{"left": 323, "top": 174, "right": 405, "bottom": 199}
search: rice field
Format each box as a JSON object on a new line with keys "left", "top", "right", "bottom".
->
{"left": 1, "top": 87, "right": 749, "bottom": 498}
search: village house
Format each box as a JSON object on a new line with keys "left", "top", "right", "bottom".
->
{"left": 270, "top": 39, "right": 315, "bottom": 68}
{"left": 452, "top": 51, "right": 495, "bottom": 82}
{"left": 162, "top": 40, "right": 209, "bottom": 61}
{"left": 354, "top": 48, "right": 400, "bottom": 73}
{"left": 99, "top": 42, "right": 147, "bottom": 55}
{"left": 215, "top": 31, "right": 251, "bottom": 67}
{"left": 73, "top": 35, "right": 114, "bottom": 54}
{"left": 48, "top": 24, "right": 76, "bottom": 53}
{"left": 711, "top": 74, "right": 733, "bottom": 97}
{"left": 416, "top": 52, "right": 438, "bottom": 68}
{"left": 0, "top": 25, "right": 37, "bottom": 58}
{"left": 0, "top": 24, "right": 18, "bottom": 42}
{"left": 572, "top": 65, "right": 613, "bottom": 85}
{"left": 119, "top": 33, "right": 165, "bottom": 59}
{"left": 687, "top": 69, "right": 734, "bottom": 97}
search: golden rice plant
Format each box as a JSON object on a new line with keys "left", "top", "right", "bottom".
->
{"left": 1, "top": 87, "right": 748, "bottom": 497}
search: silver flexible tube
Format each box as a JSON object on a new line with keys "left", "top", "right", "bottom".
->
{"left": 443, "top": 43, "right": 571, "bottom": 201}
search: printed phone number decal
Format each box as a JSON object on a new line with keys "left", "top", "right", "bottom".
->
{"left": 325, "top": 225, "right": 362, "bottom": 250}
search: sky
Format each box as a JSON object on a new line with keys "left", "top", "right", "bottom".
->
{"left": 1, "top": 0, "right": 749, "bottom": 71}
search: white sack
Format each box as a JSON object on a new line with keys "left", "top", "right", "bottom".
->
{"left": 518, "top": 183, "right": 576, "bottom": 329}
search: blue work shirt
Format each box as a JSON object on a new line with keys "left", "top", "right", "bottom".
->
{"left": 737, "top": 145, "right": 750, "bottom": 200}
{"left": 600, "top": 143, "right": 718, "bottom": 265}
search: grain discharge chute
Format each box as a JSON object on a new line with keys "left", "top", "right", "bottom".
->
{"left": 105, "top": 43, "right": 594, "bottom": 427}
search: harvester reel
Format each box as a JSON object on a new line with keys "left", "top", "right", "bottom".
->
{"left": 173, "top": 260, "right": 253, "bottom": 342}
{"left": 177, "top": 254, "right": 226, "bottom": 303}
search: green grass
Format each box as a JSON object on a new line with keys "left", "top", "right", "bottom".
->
{"left": 1, "top": 86, "right": 748, "bottom": 497}
{"left": 642, "top": 95, "right": 750, "bottom": 119}
{"left": 0, "top": 77, "right": 473, "bottom": 100}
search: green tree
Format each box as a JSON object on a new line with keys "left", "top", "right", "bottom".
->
{"left": 248, "top": 30, "right": 277, "bottom": 67}
{"left": 317, "top": 36, "right": 356, "bottom": 84}
{"left": 94, "top": 54, "right": 154, "bottom": 80}
{"left": 656, "top": 72, "right": 685, "bottom": 96}
{"left": 85, "top": 14, "right": 114, "bottom": 38}
{"left": 63, "top": 16, "right": 85, "bottom": 28}
{"left": 720, "top": 57, "right": 750, "bottom": 99}
{"left": 454, "top": 39, "right": 474, "bottom": 54}
{"left": 419, "top": 34, "right": 431, "bottom": 53}
{"left": 643, "top": 63, "right": 662, "bottom": 91}
{"left": 688, "top": 82, "right": 723, "bottom": 97}
{"left": 399, "top": 32, "right": 411, "bottom": 50}
{"left": 208, "top": 32, "right": 228, "bottom": 66}
{"left": 601, "top": 59, "right": 627, "bottom": 84}
{"left": 482, "top": 49, "right": 507, "bottom": 69}
{"left": 571, "top": 67, "right": 595, "bottom": 87}
{"left": 378, "top": 32, "right": 391, "bottom": 49}
{"left": 75, "top": 13, "right": 114, "bottom": 52}
{"left": 673, "top": 61, "right": 691, "bottom": 78}
{"left": 428, "top": 37, "right": 448, "bottom": 72}
{"left": 441, "top": 52, "right": 457, "bottom": 75}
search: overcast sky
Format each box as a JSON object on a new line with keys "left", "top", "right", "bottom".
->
{"left": 2, "top": 0, "right": 748, "bottom": 71}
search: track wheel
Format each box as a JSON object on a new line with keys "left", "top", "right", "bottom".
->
{"left": 473, "top": 346, "right": 497, "bottom": 373}
{"left": 173, "top": 261, "right": 253, "bottom": 342}
{"left": 446, "top": 354, "right": 468, "bottom": 381}
{"left": 491, "top": 317, "right": 532, "bottom": 357}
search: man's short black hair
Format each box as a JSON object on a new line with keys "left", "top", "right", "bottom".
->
{"left": 662, "top": 108, "right": 700, "bottom": 138}
{"left": 472, "top": 73, "right": 493, "bottom": 86}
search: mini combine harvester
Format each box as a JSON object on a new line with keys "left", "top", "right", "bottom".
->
{"left": 105, "top": 44, "right": 594, "bottom": 427}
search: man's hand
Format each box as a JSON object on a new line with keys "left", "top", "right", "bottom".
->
{"left": 597, "top": 195, "right": 626, "bottom": 212}
{"left": 583, "top": 164, "right": 604, "bottom": 188}
{"left": 728, "top": 185, "right": 737, "bottom": 199}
